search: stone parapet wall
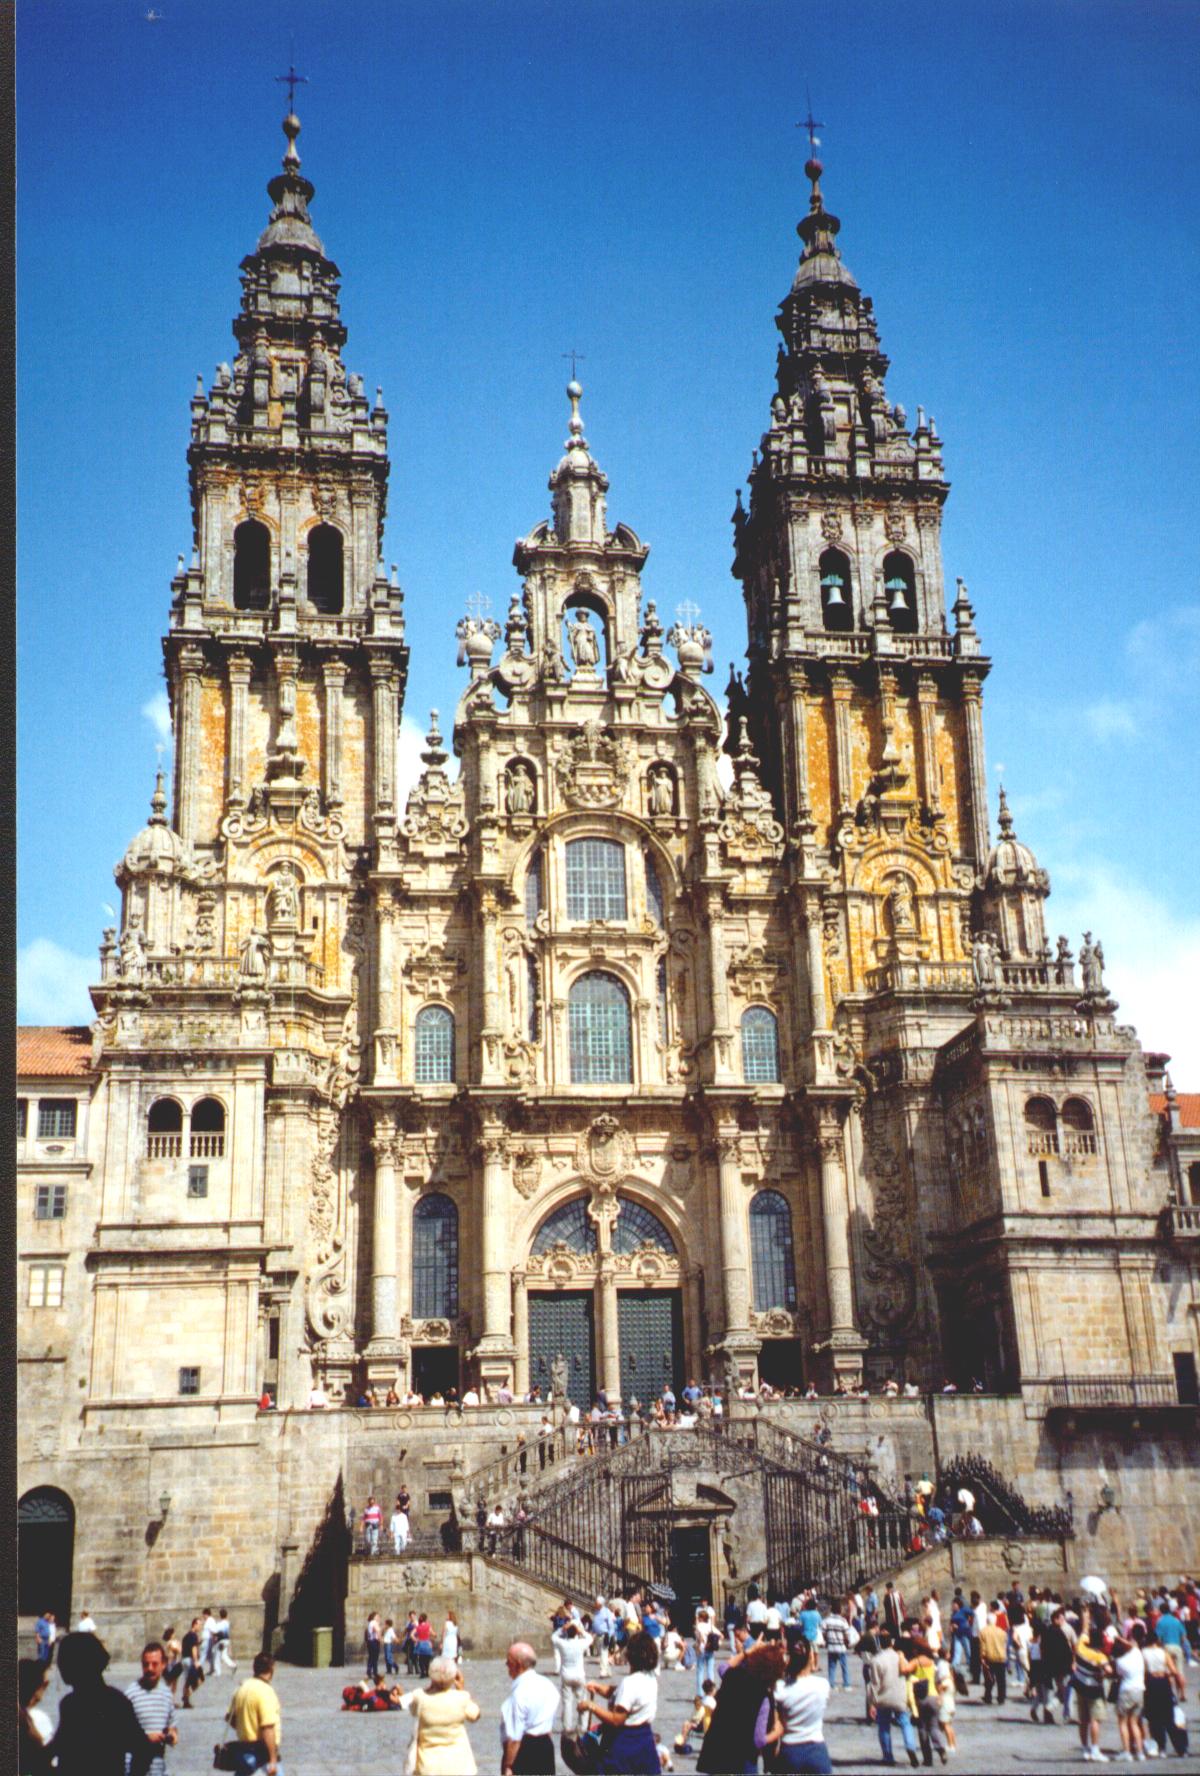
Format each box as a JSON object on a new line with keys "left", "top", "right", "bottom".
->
{"left": 345, "top": 1553, "right": 568, "bottom": 1659}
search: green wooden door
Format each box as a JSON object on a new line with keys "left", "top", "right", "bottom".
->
{"left": 618, "top": 1289, "right": 683, "bottom": 1404}
{"left": 528, "top": 1291, "right": 595, "bottom": 1409}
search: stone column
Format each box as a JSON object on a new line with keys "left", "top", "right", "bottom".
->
{"left": 597, "top": 1247, "right": 621, "bottom": 1403}
{"left": 322, "top": 658, "right": 347, "bottom": 807}
{"left": 475, "top": 1126, "right": 515, "bottom": 1389}
{"left": 479, "top": 889, "right": 502, "bottom": 1083}
{"left": 176, "top": 643, "right": 205, "bottom": 841}
{"left": 830, "top": 671, "right": 854, "bottom": 815}
{"left": 512, "top": 1271, "right": 530, "bottom": 1395}
{"left": 226, "top": 651, "right": 251, "bottom": 807}
{"left": 789, "top": 681, "right": 812, "bottom": 825}
{"left": 813, "top": 1104, "right": 865, "bottom": 1385}
{"left": 916, "top": 672, "right": 940, "bottom": 814}
{"left": 715, "top": 1130, "right": 751, "bottom": 1335}
{"left": 706, "top": 890, "right": 735, "bottom": 1082}
{"left": 369, "top": 1120, "right": 399, "bottom": 1345}
{"left": 375, "top": 895, "right": 398, "bottom": 1082}
{"left": 369, "top": 656, "right": 397, "bottom": 824}
{"left": 961, "top": 673, "right": 990, "bottom": 866}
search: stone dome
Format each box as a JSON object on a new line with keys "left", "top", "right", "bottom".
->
{"left": 120, "top": 772, "right": 188, "bottom": 877}
{"left": 984, "top": 788, "right": 1048, "bottom": 889}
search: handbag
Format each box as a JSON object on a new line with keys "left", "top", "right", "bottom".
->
{"left": 211, "top": 1745, "right": 240, "bottom": 1772}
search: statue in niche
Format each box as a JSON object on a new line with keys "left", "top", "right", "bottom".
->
{"left": 505, "top": 763, "right": 535, "bottom": 816}
{"left": 550, "top": 1352, "right": 569, "bottom": 1405}
{"left": 971, "top": 931, "right": 999, "bottom": 991}
{"left": 887, "top": 877, "right": 916, "bottom": 936}
{"left": 268, "top": 864, "right": 299, "bottom": 927}
{"left": 1080, "top": 932, "right": 1106, "bottom": 996}
{"left": 648, "top": 767, "right": 675, "bottom": 817}
{"left": 567, "top": 609, "right": 601, "bottom": 673}
{"left": 118, "top": 917, "right": 146, "bottom": 984}
{"left": 238, "top": 927, "right": 270, "bottom": 983}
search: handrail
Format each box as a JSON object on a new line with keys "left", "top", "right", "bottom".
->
{"left": 938, "top": 1453, "right": 1073, "bottom": 1537}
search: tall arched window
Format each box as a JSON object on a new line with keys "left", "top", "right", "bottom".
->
{"left": 532, "top": 1198, "right": 598, "bottom": 1255}
{"left": 566, "top": 839, "right": 627, "bottom": 922}
{"left": 883, "top": 550, "right": 917, "bottom": 634}
{"left": 414, "top": 1006, "right": 455, "bottom": 1084}
{"left": 412, "top": 1193, "right": 459, "bottom": 1319}
{"left": 1062, "top": 1098, "right": 1098, "bottom": 1155}
{"left": 569, "top": 972, "right": 632, "bottom": 1084}
{"left": 306, "top": 523, "right": 344, "bottom": 615}
{"left": 741, "top": 1007, "right": 781, "bottom": 1084}
{"left": 147, "top": 1098, "right": 184, "bottom": 1159}
{"left": 819, "top": 547, "right": 853, "bottom": 633}
{"left": 233, "top": 519, "right": 271, "bottom": 611}
{"left": 18, "top": 1487, "right": 74, "bottom": 1620}
{"left": 614, "top": 1199, "right": 675, "bottom": 1254}
{"left": 750, "top": 1190, "right": 798, "bottom": 1310}
{"left": 190, "top": 1097, "right": 226, "bottom": 1159}
{"left": 1024, "top": 1096, "right": 1058, "bottom": 1156}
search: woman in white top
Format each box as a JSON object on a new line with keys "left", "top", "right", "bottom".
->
{"left": 660, "top": 1627, "right": 684, "bottom": 1670}
{"left": 441, "top": 1612, "right": 460, "bottom": 1665}
{"left": 584, "top": 1627, "right": 660, "bottom": 1773}
{"left": 553, "top": 1620, "right": 591, "bottom": 1737}
{"left": 764, "top": 1636, "right": 832, "bottom": 1774}
{"left": 1113, "top": 1624, "right": 1147, "bottom": 1762}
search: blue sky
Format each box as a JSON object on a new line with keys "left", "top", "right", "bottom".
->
{"left": 17, "top": 0, "right": 1200, "bottom": 1077}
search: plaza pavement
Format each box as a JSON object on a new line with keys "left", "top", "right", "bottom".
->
{"left": 34, "top": 1649, "right": 1200, "bottom": 1774}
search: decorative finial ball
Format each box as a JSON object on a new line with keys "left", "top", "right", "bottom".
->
{"left": 283, "top": 112, "right": 301, "bottom": 140}
{"left": 566, "top": 379, "right": 583, "bottom": 401}
{"left": 805, "top": 157, "right": 823, "bottom": 182}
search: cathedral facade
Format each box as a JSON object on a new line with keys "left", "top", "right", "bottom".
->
{"left": 18, "top": 113, "right": 1200, "bottom": 1647}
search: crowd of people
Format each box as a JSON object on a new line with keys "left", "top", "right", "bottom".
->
{"left": 295, "top": 1373, "right": 995, "bottom": 1413}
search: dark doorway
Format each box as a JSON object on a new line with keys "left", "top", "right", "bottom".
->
{"left": 233, "top": 519, "right": 271, "bottom": 611}
{"left": 758, "top": 1339, "right": 806, "bottom": 1391}
{"left": 529, "top": 1292, "right": 595, "bottom": 1410}
{"left": 1174, "top": 1351, "right": 1199, "bottom": 1406}
{"left": 668, "top": 1526, "right": 711, "bottom": 1633}
{"left": 18, "top": 1487, "right": 74, "bottom": 1622}
{"left": 618, "top": 1290, "right": 683, "bottom": 1405}
{"left": 412, "top": 1346, "right": 459, "bottom": 1400}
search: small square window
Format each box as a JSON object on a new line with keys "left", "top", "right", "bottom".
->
{"left": 38, "top": 1099, "right": 77, "bottom": 1140}
{"left": 17, "top": 1099, "right": 28, "bottom": 1138}
{"left": 34, "top": 1184, "right": 67, "bottom": 1220}
{"left": 428, "top": 1490, "right": 452, "bottom": 1512}
{"left": 178, "top": 1367, "right": 200, "bottom": 1396}
{"left": 187, "top": 1165, "right": 209, "bottom": 1199}
{"left": 29, "top": 1264, "right": 65, "bottom": 1308}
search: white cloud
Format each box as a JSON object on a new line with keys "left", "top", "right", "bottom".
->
{"left": 1048, "top": 861, "right": 1200, "bottom": 1082}
{"left": 1083, "top": 699, "right": 1139, "bottom": 743}
{"left": 18, "top": 938, "right": 96, "bottom": 1026}
{"left": 141, "top": 690, "right": 172, "bottom": 744}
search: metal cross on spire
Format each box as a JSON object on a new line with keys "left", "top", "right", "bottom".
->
{"left": 797, "top": 88, "right": 824, "bottom": 153}
{"left": 276, "top": 62, "right": 308, "bottom": 112}
{"left": 464, "top": 591, "right": 492, "bottom": 622}
{"left": 675, "top": 599, "right": 702, "bottom": 627}
{"left": 562, "top": 349, "right": 586, "bottom": 380}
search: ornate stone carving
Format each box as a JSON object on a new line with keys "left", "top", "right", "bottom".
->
{"left": 511, "top": 1145, "right": 543, "bottom": 1199}
{"left": 414, "top": 1318, "right": 453, "bottom": 1343}
{"left": 575, "top": 1114, "right": 635, "bottom": 1186}
{"left": 819, "top": 507, "right": 844, "bottom": 543}
{"left": 750, "top": 1307, "right": 800, "bottom": 1337}
{"left": 727, "top": 944, "right": 786, "bottom": 1000}
{"left": 404, "top": 944, "right": 467, "bottom": 999}
{"left": 552, "top": 722, "right": 633, "bottom": 810}
{"left": 859, "top": 1141, "right": 916, "bottom": 1334}
{"left": 402, "top": 713, "right": 468, "bottom": 850}
{"left": 719, "top": 721, "right": 783, "bottom": 859}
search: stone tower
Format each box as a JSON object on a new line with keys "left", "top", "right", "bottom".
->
{"left": 88, "top": 109, "right": 408, "bottom": 1411}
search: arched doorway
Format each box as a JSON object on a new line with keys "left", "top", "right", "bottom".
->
{"left": 18, "top": 1486, "right": 74, "bottom": 1622}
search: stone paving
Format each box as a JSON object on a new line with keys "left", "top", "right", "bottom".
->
{"left": 34, "top": 1651, "right": 1200, "bottom": 1774}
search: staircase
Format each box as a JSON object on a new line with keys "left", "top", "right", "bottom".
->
{"left": 938, "top": 1453, "right": 1074, "bottom": 1539}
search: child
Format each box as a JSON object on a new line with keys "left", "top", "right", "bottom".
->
{"left": 935, "top": 1650, "right": 958, "bottom": 1754}
{"left": 655, "top": 1732, "right": 675, "bottom": 1771}
{"left": 674, "top": 1679, "right": 716, "bottom": 1754}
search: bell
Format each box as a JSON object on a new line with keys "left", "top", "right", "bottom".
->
{"left": 822, "top": 576, "right": 846, "bottom": 607}
{"left": 886, "top": 579, "right": 909, "bottom": 614}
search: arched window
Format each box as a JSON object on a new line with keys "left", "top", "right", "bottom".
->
{"left": 819, "top": 547, "right": 853, "bottom": 633}
{"left": 233, "top": 519, "right": 271, "bottom": 611}
{"left": 750, "top": 1190, "right": 798, "bottom": 1310}
{"left": 147, "top": 1098, "right": 184, "bottom": 1159}
{"left": 414, "top": 1006, "right": 455, "bottom": 1084}
{"left": 306, "top": 523, "right": 344, "bottom": 615}
{"left": 569, "top": 972, "right": 632, "bottom": 1084}
{"left": 644, "top": 850, "right": 664, "bottom": 926}
{"left": 532, "top": 1198, "right": 598, "bottom": 1255}
{"left": 412, "top": 1193, "right": 459, "bottom": 1319}
{"left": 566, "top": 839, "right": 627, "bottom": 922}
{"left": 614, "top": 1198, "right": 675, "bottom": 1254}
{"left": 1024, "top": 1096, "right": 1058, "bottom": 1156}
{"left": 190, "top": 1097, "right": 226, "bottom": 1159}
{"left": 1062, "top": 1097, "right": 1098, "bottom": 1155}
{"left": 741, "top": 1007, "right": 781, "bottom": 1084}
{"left": 525, "top": 848, "right": 543, "bottom": 929}
{"left": 883, "top": 550, "right": 917, "bottom": 634}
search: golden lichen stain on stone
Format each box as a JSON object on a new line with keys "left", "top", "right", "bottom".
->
{"left": 197, "top": 682, "right": 229, "bottom": 840}
{"left": 296, "top": 679, "right": 321, "bottom": 772}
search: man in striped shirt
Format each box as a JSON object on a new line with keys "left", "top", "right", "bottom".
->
{"left": 124, "top": 1642, "right": 178, "bottom": 1776}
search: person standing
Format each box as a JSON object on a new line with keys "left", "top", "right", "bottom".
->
{"left": 123, "top": 1642, "right": 178, "bottom": 1776}
{"left": 76, "top": 1608, "right": 97, "bottom": 1635}
{"left": 361, "top": 1495, "right": 382, "bottom": 1556}
{"left": 162, "top": 1627, "right": 183, "bottom": 1700}
{"left": 1112, "top": 1622, "right": 1147, "bottom": 1763}
{"left": 692, "top": 1602, "right": 718, "bottom": 1696}
{"left": 592, "top": 1599, "right": 617, "bottom": 1678}
{"left": 19, "top": 1658, "right": 54, "bottom": 1776}
{"left": 383, "top": 1619, "right": 398, "bottom": 1676}
{"left": 216, "top": 1609, "right": 238, "bottom": 1673}
{"left": 179, "top": 1619, "right": 204, "bottom": 1709}
{"left": 553, "top": 1619, "right": 590, "bottom": 1746}
{"left": 1070, "top": 1616, "right": 1113, "bottom": 1764}
{"left": 1142, "top": 1625, "right": 1188, "bottom": 1757}
{"left": 696, "top": 1639, "right": 785, "bottom": 1775}
{"left": 226, "top": 1651, "right": 282, "bottom": 1775}
{"left": 442, "top": 1612, "right": 461, "bottom": 1666}
{"left": 44, "top": 1631, "right": 154, "bottom": 1776}
{"left": 882, "top": 1585, "right": 905, "bottom": 1639}
{"left": 980, "top": 1606, "right": 1008, "bottom": 1704}
{"left": 822, "top": 1601, "right": 854, "bottom": 1690}
{"left": 583, "top": 1628, "right": 661, "bottom": 1774}
{"left": 365, "top": 1613, "right": 382, "bottom": 1680}
{"left": 390, "top": 1497, "right": 411, "bottom": 1556}
{"left": 501, "top": 1641, "right": 559, "bottom": 1775}
{"left": 399, "top": 1656, "right": 482, "bottom": 1775}
{"left": 201, "top": 1608, "right": 220, "bottom": 1676}
{"left": 764, "top": 1635, "right": 832, "bottom": 1774}
{"left": 33, "top": 1612, "right": 55, "bottom": 1667}
{"left": 969, "top": 1592, "right": 986, "bottom": 1686}
{"left": 866, "top": 1627, "right": 920, "bottom": 1767}
{"left": 414, "top": 1613, "right": 435, "bottom": 1679}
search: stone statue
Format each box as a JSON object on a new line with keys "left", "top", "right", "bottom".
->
{"left": 887, "top": 877, "right": 916, "bottom": 935}
{"left": 550, "top": 1352, "right": 569, "bottom": 1404}
{"left": 1080, "top": 932, "right": 1105, "bottom": 996}
{"left": 567, "top": 609, "right": 600, "bottom": 673}
{"left": 505, "top": 763, "right": 534, "bottom": 816}
{"left": 971, "top": 931, "right": 998, "bottom": 991}
{"left": 238, "top": 927, "right": 269, "bottom": 983}
{"left": 648, "top": 768, "right": 674, "bottom": 817}
{"left": 118, "top": 917, "right": 146, "bottom": 984}
{"left": 268, "top": 866, "right": 299, "bottom": 926}
{"left": 541, "top": 636, "right": 566, "bottom": 685}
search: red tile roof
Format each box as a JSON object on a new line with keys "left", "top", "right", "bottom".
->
{"left": 17, "top": 1026, "right": 94, "bottom": 1079}
{"left": 1150, "top": 1092, "right": 1200, "bottom": 1130}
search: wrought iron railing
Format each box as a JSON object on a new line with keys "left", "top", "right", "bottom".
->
{"left": 938, "top": 1454, "right": 1073, "bottom": 1537}
{"left": 1044, "top": 1375, "right": 1181, "bottom": 1411}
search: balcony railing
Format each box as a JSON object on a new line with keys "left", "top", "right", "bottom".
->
{"left": 1026, "top": 1132, "right": 1059, "bottom": 1157}
{"left": 190, "top": 1133, "right": 225, "bottom": 1159}
{"left": 1166, "top": 1203, "right": 1200, "bottom": 1239}
{"left": 1062, "top": 1131, "right": 1098, "bottom": 1157}
{"left": 866, "top": 959, "right": 974, "bottom": 995}
{"left": 146, "top": 1133, "right": 183, "bottom": 1160}
{"left": 1046, "top": 1375, "right": 1183, "bottom": 1411}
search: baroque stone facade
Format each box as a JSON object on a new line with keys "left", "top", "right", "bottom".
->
{"left": 17, "top": 117, "right": 1200, "bottom": 1646}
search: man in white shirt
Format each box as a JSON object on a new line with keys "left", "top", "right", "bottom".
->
{"left": 501, "top": 1641, "right": 559, "bottom": 1774}
{"left": 76, "top": 1607, "right": 97, "bottom": 1633}
{"left": 746, "top": 1593, "right": 769, "bottom": 1637}
{"left": 200, "top": 1607, "right": 219, "bottom": 1675}
{"left": 390, "top": 1500, "right": 410, "bottom": 1556}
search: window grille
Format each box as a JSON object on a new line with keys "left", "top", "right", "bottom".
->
{"left": 613, "top": 1199, "right": 675, "bottom": 1254}
{"left": 569, "top": 973, "right": 632, "bottom": 1084}
{"left": 741, "top": 1007, "right": 781, "bottom": 1083}
{"left": 178, "top": 1367, "right": 200, "bottom": 1396}
{"left": 187, "top": 1165, "right": 209, "bottom": 1199}
{"left": 645, "top": 851, "right": 664, "bottom": 925}
{"left": 414, "top": 1006, "right": 455, "bottom": 1084}
{"left": 37, "top": 1100, "right": 77, "bottom": 1140}
{"left": 565, "top": 839, "right": 627, "bottom": 922}
{"left": 532, "top": 1198, "right": 598, "bottom": 1255}
{"left": 34, "top": 1184, "right": 67, "bottom": 1220}
{"left": 750, "top": 1190, "right": 798, "bottom": 1310}
{"left": 412, "top": 1193, "right": 459, "bottom": 1319}
{"left": 28, "top": 1264, "right": 65, "bottom": 1308}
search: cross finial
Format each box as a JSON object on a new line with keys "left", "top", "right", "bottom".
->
{"left": 276, "top": 62, "right": 308, "bottom": 112}
{"left": 797, "top": 87, "right": 824, "bottom": 154}
{"left": 562, "top": 349, "right": 585, "bottom": 381}
{"left": 465, "top": 591, "right": 491, "bottom": 623}
{"left": 675, "top": 599, "right": 702, "bottom": 627}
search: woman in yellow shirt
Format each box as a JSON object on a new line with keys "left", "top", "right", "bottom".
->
{"left": 398, "top": 1656, "right": 482, "bottom": 1776}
